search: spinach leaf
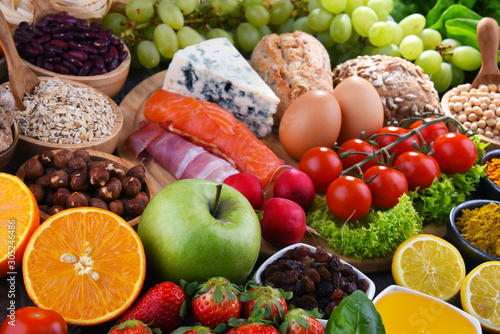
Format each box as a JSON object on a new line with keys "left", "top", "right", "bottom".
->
{"left": 428, "top": 4, "right": 482, "bottom": 35}
{"left": 325, "top": 290, "right": 386, "bottom": 334}
{"left": 445, "top": 18, "right": 479, "bottom": 49}
{"left": 426, "top": 0, "right": 455, "bottom": 27}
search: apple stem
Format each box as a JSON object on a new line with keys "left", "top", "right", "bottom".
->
{"left": 212, "top": 184, "right": 223, "bottom": 217}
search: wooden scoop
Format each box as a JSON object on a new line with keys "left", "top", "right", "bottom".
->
{"left": 0, "top": 10, "right": 40, "bottom": 110}
{"left": 32, "top": 0, "right": 59, "bottom": 26}
{"left": 471, "top": 17, "right": 500, "bottom": 88}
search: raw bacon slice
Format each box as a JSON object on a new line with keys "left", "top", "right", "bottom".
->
{"left": 125, "top": 122, "right": 238, "bottom": 182}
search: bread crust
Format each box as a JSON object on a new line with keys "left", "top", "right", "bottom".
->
{"left": 250, "top": 31, "right": 333, "bottom": 126}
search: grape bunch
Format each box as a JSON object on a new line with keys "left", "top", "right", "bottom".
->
{"left": 102, "top": 0, "right": 482, "bottom": 93}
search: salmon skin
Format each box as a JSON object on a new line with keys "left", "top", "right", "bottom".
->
{"left": 144, "top": 89, "right": 284, "bottom": 185}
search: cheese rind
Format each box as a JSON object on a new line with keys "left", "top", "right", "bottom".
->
{"left": 162, "top": 38, "right": 280, "bottom": 138}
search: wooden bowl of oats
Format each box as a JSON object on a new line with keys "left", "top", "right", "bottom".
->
{"left": 3, "top": 77, "right": 123, "bottom": 168}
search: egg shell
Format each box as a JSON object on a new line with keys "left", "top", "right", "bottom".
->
{"left": 332, "top": 76, "right": 384, "bottom": 144}
{"left": 279, "top": 90, "right": 342, "bottom": 161}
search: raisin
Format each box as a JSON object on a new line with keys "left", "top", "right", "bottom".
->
{"left": 285, "top": 269, "right": 300, "bottom": 284}
{"left": 330, "top": 254, "right": 343, "bottom": 272}
{"left": 325, "top": 301, "right": 339, "bottom": 319}
{"left": 317, "top": 265, "right": 331, "bottom": 281}
{"left": 329, "top": 288, "right": 344, "bottom": 301}
{"left": 341, "top": 265, "right": 357, "bottom": 282}
{"left": 297, "top": 295, "right": 319, "bottom": 311}
{"left": 301, "top": 276, "right": 315, "bottom": 293}
{"left": 294, "top": 279, "right": 305, "bottom": 297}
{"left": 302, "top": 256, "right": 314, "bottom": 268}
{"left": 266, "top": 271, "right": 286, "bottom": 286}
{"left": 262, "top": 264, "right": 280, "bottom": 278}
{"left": 287, "top": 246, "right": 314, "bottom": 259}
{"left": 306, "top": 268, "right": 321, "bottom": 284}
{"left": 356, "top": 279, "right": 370, "bottom": 293}
{"left": 316, "top": 281, "right": 333, "bottom": 297}
{"left": 314, "top": 247, "right": 331, "bottom": 263}
{"left": 345, "top": 282, "right": 358, "bottom": 295}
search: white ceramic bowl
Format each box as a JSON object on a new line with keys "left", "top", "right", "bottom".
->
{"left": 253, "top": 243, "right": 376, "bottom": 328}
{"left": 373, "top": 285, "right": 482, "bottom": 333}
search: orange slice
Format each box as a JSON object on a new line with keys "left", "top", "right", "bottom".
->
{"left": 0, "top": 172, "right": 40, "bottom": 277}
{"left": 22, "top": 207, "right": 146, "bottom": 326}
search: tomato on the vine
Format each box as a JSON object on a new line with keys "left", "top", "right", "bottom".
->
{"left": 373, "top": 126, "right": 422, "bottom": 158}
{"left": 432, "top": 133, "right": 477, "bottom": 174}
{"left": 0, "top": 307, "right": 67, "bottom": 334}
{"left": 298, "top": 147, "right": 343, "bottom": 194}
{"left": 337, "top": 138, "right": 378, "bottom": 172}
{"left": 363, "top": 166, "right": 408, "bottom": 209}
{"left": 409, "top": 117, "right": 448, "bottom": 146}
{"left": 326, "top": 175, "right": 372, "bottom": 221}
{"left": 394, "top": 151, "right": 441, "bottom": 191}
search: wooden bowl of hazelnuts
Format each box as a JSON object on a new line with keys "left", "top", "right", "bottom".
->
{"left": 16, "top": 148, "right": 158, "bottom": 227}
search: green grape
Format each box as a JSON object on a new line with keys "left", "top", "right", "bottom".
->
{"left": 316, "top": 30, "right": 335, "bottom": 48}
{"left": 101, "top": 13, "right": 129, "bottom": 36}
{"left": 293, "top": 17, "right": 315, "bottom": 35}
{"left": 430, "top": 62, "right": 452, "bottom": 93}
{"left": 137, "top": 40, "right": 160, "bottom": 68}
{"left": 450, "top": 63, "right": 465, "bottom": 88}
{"left": 157, "top": 1, "right": 184, "bottom": 30}
{"left": 451, "top": 46, "right": 482, "bottom": 71}
{"left": 207, "top": 28, "right": 234, "bottom": 44}
{"left": 398, "top": 13, "right": 426, "bottom": 37}
{"left": 174, "top": 0, "right": 199, "bottom": 14}
{"left": 415, "top": 50, "right": 442, "bottom": 75}
{"left": 347, "top": 29, "right": 360, "bottom": 44}
{"left": 440, "top": 38, "right": 462, "bottom": 62}
{"left": 242, "top": 0, "right": 263, "bottom": 8}
{"left": 308, "top": 8, "right": 334, "bottom": 32}
{"left": 155, "top": 24, "right": 179, "bottom": 59}
{"left": 321, "top": 0, "right": 346, "bottom": 14}
{"left": 258, "top": 25, "right": 272, "bottom": 37}
{"left": 245, "top": 5, "right": 271, "bottom": 27}
{"left": 361, "top": 44, "right": 375, "bottom": 55}
{"left": 144, "top": 24, "right": 156, "bottom": 40}
{"left": 307, "top": 0, "right": 324, "bottom": 12}
{"left": 387, "top": 21, "right": 403, "bottom": 45}
{"left": 277, "top": 17, "right": 295, "bottom": 34}
{"left": 368, "top": 21, "right": 392, "bottom": 47}
{"left": 399, "top": 34, "right": 423, "bottom": 60}
{"left": 209, "top": 0, "right": 238, "bottom": 15}
{"left": 344, "top": 0, "right": 363, "bottom": 16}
{"left": 237, "top": 22, "right": 261, "bottom": 52}
{"left": 418, "top": 28, "right": 442, "bottom": 50}
{"left": 367, "top": 0, "right": 391, "bottom": 21}
{"left": 270, "top": 0, "right": 294, "bottom": 25}
{"left": 372, "top": 43, "right": 401, "bottom": 57}
{"left": 177, "top": 26, "right": 204, "bottom": 49}
{"left": 351, "top": 6, "right": 378, "bottom": 37}
{"left": 125, "top": 0, "right": 154, "bottom": 23}
{"left": 329, "top": 13, "right": 352, "bottom": 44}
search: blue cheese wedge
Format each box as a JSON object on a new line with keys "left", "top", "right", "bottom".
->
{"left": 162, "top": 38, "right": 280, "bottom": 138}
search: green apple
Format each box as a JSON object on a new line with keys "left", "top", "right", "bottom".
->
{"left": 137, "top": 178, "right": 261, "bottom": 284}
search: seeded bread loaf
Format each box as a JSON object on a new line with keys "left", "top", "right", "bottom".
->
{"left": 250, "top": 31, "right": 334, "bottom": 127}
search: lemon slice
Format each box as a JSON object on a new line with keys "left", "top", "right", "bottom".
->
{"left": 392, "top": 234, "right": 466, "bottom": 301}
{"left": 461, "top": 261, "right": 500, "bottom": 333}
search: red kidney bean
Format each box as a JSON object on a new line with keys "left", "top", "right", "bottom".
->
{"left": 45, "top": 57, "right": 61, "bottom": 63}
{"left": 107, "top": 58, "right": 119, "bottom": 72}
{"left": 43, "top": 62, "right": 54, "bottom": 71}
{"left": 119, "top": 51, "right": 128, "bottom": 62}
{"left": 53, "top": 63, "right": 70, "bottom": 75}
{"left": 51, "top": 39, "right": 68, "bottom": 50}
{"left": 62, "top": 60, "right": 78, "bottom": 75}
{"left": 89, "top": 67, "right": 106, "bottom": 76}
{"left": 36, "top": 35, "right": 51, "bottom": 44}
{"left": 51, "top": 32, "right": 71, "bottom": 41}
{"left": 63, "top": 53, "right": 83, "bottom": 68}
{"left": 96, "top": 47, "right": 108, "bottom": 54}
{"left": 52, "top": 23, "right": 73, "bottom": 34}
{"left": 94, "top": 56, "right": 105, "bottom": 69}
{"left": 67, "top": 50, "right": 88, "bottom": 62}
{"left": 78, "top": 65, "right": 90, "bottom": 76}
{"left": 109, "top": 45, "right": 118, "bottom": 59}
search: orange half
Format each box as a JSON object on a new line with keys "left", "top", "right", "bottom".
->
{"left": 22, "top": 207, "right": 146, "bottom": 326}
{"left": 0, "top": 172, "right": 40, "bottom": 277}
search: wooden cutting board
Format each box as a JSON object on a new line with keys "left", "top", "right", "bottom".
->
{"left": 117, "top": 70, "right": 446, "bottom": 274}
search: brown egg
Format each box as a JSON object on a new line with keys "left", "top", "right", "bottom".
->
{"left": 279, "top": 90, "right": 342, "bottom": 161}
{"left": 332, "top": 76, "right": 384, "bottom": 144}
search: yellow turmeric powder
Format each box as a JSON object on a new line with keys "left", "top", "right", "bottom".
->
{"left": 485, "top": 157, "right": 500, "bottom": 187}
{"left": 455, "top": 202, "right": 500, "bottom": 258}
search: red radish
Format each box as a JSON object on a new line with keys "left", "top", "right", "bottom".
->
{"left": 260, "top": 198, "right": 306, "bottom": 246}
{"left": 273, "top": 168, "right": 315, "bottom": 212}
{"left": 223, "top": 173, "right": 264, "bottom": 210}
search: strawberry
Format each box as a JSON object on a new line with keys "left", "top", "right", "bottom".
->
{"left": 240, "top": 285, "right": 292, "bottom": 323}
{"left": 171, "top": 325, "right": 216, "bottom": 334}
{"left": 226, "top": 316, "right": 280, "bottom": 334}
{"left": 191, "top": 277, "right": 242, "bottom": 329}
{"left": 118, "top": 281, "right": 186, "bottom": 333}
{"left": 278, "top": 309, "right": 324, "bottom": 334}
{"left": 108, "top": 320, "right": 161, "bottom": 333}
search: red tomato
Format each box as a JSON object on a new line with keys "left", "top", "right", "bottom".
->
{"left": 373, "top": 126, "right": 422, "bottom": 158}
{"left": 363, "top": 166, "right": 408, "bottom": 209}
{"left": 298, "top": 147, "right": 343, "bottom": 194}
{"left": 394, "top": 151, "right": 440, "bottom": 191}
{"left": 326, "top": 175, "right": 372, "bottom": 221}
{"left": 432, "top": 133, "right": 477, "bottom": 174}
{"left": 409, "top": 117, "right": 448, "bottom": 146}
{"left": 0, "top": 307, "right": 67, "bottom": 334}
{"left": 337, "top": 138, "right": 379, "bottom": 172}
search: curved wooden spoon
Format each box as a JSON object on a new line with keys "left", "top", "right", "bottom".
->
{"left": 0, "top": 10, "right": 40, "bottom": 110}
{"left": 471, "top": 17, "right": 500, "bottom": 88}
{"left": 32, "top": 0, "right": 59, "bottom": 26}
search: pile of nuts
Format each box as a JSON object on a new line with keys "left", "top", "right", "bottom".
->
{"left": 446, "top": 83, "right": 500, "bottom": 141}
{"left": 22, "top": 149, "right": 149, "bottom": 221}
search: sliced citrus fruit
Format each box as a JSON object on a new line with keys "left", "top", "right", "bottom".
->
{"left": 392, "top": 234, "right": 465, "bottom": 301}
{"left": 0, "top": 172, "right": 40, "bottom": 277}
{"left": 461, "top": 261, "right": 500, "bottom": 333}
{"left": 22, "top": 207, "right": 146, "bottom": 326}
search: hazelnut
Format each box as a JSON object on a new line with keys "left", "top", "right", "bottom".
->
{"left": 38, "top": 205, "right": 50, "bottom": 213}
{"left": 122, "top": 176, "right": 142, "bottom": 197}
{"left": 106, "top": 161, "right": 126, "bottom": 180}
{"left": 24, "top": 158, "right": 45, "bottom": 180}
{"left": 28, "top": 184, "right": 45, "bottom": 203}
{"left": 87, "top": 160, "right": 106, "bottom": 170}
{"left": 45, "top": 167, "right": 55, "bottom": 176}
{"left": 66, "top": 192, "right": 89, "bottom": 208}
{"left": 74, "top": 149, "right": 91, "bottom": 163}
{"left": 124, "top": 195, "right": 147, "bottom": 216}
{"left": 50, "top": 170, "right": 70, "bottom": 189}
{"left": 126, "top": 165, "right": 146, "bottom": 183}
{"left": 43, "top": 190, "right": 55, "bottom": 206}
{"left": 37, "top": 151, "right": 54, "bottom": 167}
{"left": 35, "top": 174, "right": 52, "bottom": 188}
{"left": 89, "top": 197, "right": 108, "bottom": 210}
{"left": 98, "top": 177, "right": 122, "bottom": 202}
{"left": 68, "top": 157, "right": 87, "bottom": 172}
{"left": 89, "top": 165, "right": 110, "bottom": 188}
{"left": 108, "top": 199, "right": 124, "bottom": 216}
{"left": 70, "top": 172, "right": 89, "bottom": 192}
{"left": 135, "top": 192, "right": 150, "bottom": 206}
{"left": 54, "top": 150, "right": 74, "bottom": 169}
{"left": 48, "top": 205, "right": 65, "bottom": 216}
{"left": 52, "top": 188, "right": 71, "bottom": 206}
